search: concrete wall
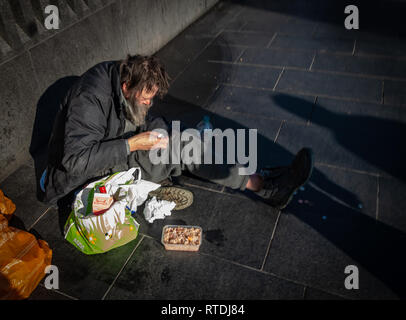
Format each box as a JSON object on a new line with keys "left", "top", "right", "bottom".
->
{"left": 0, "top": 0, "right": 219, "bottom": 182}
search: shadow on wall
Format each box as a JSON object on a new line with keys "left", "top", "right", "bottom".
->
{"left": 29, "top": 76, "right": 80, "bottom": 200}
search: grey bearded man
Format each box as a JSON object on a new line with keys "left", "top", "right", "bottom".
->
{"left": 41, "top": 54, "right": 314, "bottom": 210}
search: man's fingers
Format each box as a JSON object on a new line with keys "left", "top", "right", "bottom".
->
{"left": 150, "top": 131, "right": 166, "bottom": 137}
{"left": 154, "top": 139, "right": 169, "bottom": 149}
{"left": 148, "top": 131, "right": 167, "bottom": 141}
{"left": 150, "top": 137, "right": 169, "bottom": 149}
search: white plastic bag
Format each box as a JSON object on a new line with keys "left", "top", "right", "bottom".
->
{"left": 64, "top": 168, "right": 161, "bottom": 254}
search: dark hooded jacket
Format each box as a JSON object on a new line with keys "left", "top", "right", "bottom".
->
{"left": 44, "top": 61, "right": 133, "bottom": 204}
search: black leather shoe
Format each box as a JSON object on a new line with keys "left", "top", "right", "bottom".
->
{"left": 256, "top": 148, "right": 314, "bottom": 209}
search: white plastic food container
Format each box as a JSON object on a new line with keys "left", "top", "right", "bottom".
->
{"left": 161, "top": 225, "right": 202, "bottom": 251}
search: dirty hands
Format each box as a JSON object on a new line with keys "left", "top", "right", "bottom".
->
{"left": 127, "top": 131, "right": 169, "bottom": 152}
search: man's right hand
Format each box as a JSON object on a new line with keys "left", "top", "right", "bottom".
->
{"left": 127, "top": 131, "right": 169, "bottom": 152}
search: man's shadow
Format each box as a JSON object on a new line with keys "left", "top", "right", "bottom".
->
{"left": 272, "top": 93, "right": 406, "bottom": 182}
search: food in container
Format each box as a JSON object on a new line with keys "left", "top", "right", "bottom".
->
{"left": 161, "top": 225, "right": 202, "bottom": 251}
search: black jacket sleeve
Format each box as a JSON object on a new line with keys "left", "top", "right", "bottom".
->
{"left": 61, "top": 92, "right": 128, "bottom": 176}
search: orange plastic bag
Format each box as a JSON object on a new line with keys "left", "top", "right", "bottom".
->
{"left": 0, "top": 189, "right": 16, "bottom": 220}
{"left": 0, "top": 190, "right": 52, "bottom": 300}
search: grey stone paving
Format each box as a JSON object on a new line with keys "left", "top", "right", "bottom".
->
{"left": 1, "top": 0, "right": 406, "bottom": 300}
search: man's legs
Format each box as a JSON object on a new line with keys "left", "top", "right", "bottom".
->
{"left": 128, "top": 142, "right": 252, "bottom": 190}
{"left": 128, "top": 117, "right": 313, "bottom": 209}
{"left": 127, "top": 116, "right": 252, "bottom": 190}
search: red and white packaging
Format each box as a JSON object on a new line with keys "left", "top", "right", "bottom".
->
{"left": 92, "top": 193, "right": 114, "bottom": 216}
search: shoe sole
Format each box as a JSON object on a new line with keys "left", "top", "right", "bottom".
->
{"left": 149, "top": 187, "right": 194, "bottom": 211}
{"left": 275, "top": 148, "right": 314, "bottom": 210}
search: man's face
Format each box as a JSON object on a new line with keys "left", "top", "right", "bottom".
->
{"left": 122, "top": 84, "right": 158, "bottom": 125}
{"left": 135, "top": 87, "right": 157, "bottom": 107}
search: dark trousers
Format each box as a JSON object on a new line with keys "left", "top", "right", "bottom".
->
{"left": 122, "top": 116, "right": 250, "bottom": 191}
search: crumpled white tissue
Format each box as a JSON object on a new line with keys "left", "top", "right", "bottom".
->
{"left": 143, "top": 196, "right": 176, "bottom": 223}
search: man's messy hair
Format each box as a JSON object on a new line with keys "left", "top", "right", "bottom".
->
{"left": 119, "top": 54, "right": 170, "bottom": 98}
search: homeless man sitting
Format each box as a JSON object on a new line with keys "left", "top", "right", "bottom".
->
{"left": 41, "top": 54, "right": 313, "bottom": 209}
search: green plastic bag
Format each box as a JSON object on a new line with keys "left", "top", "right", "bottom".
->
{"left": 63, "top": 168, "right": 158, "bottom": 255}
